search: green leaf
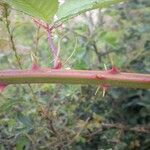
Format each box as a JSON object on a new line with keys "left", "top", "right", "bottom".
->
{"left": 17, "top": 113, "right": 32, "bottom": 127}
{"left": 0, "top": 99, "right": 22, "bottom": 113}
{"left": 101, "top": 31, "right": 122, "bottom": 47}
{"left": 16, "top": 136, "right": 29, "bottom": 150}
{"left": 56, "top": 0, "right": 126, "bottom": 22}
{"left": 4, "top": 0, "right": 59, "bottom": 23}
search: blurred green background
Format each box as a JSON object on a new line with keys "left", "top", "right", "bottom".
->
{"left": 0, "top": 0, "right": 150, "bottom": 149}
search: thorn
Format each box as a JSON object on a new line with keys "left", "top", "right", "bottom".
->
{"left": 95, "top": 74, "right": 106, "bottom": 80}
{"left": 95, "top": 74, "right": 106, "bottom": 95}
{"left": 103, "top": 61, "right": 119, "bottom": 74}
{"left": 31, "top": 63, "right": 40, "bottom": 71}
{"left": 52, "top": 58, "right": 62, "bottom": 69}
{"left": 101, "top": 84, "right": 109, "bottom": 97}
{"left": 95, "top": 85, "right": 101, "bottom": 95}
{"left": 0, "top": 83, "right": 7, "bottom": 93}
{"left": 95, "top": 84, "right": 109, "bottom": 96}
{"left": 31, "top": 52, "right": 40, "bottom": 71}
{"left": 107, "top": 66, "right": 119, "bottom": 74}
{"left": 102, "top": 89, "right": 106, "bottom": 97}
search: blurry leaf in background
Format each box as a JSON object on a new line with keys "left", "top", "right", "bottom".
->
{"left": 17, "top": 113, "right": 32, "bottom": 127}
{"left": 57, "top": 0, "right": 126, "bottom": 22}
{"left": 0, "top": 2, "right": 10, "bottom": 19}
{"left": 4, "top": 0, "right": 59, "bottom": 23}
{"left": 0, "top": 99, "right": 23, "bottom": 113}
{"left": 16, "top": 136, "right": 29, "bottom": 150}
{"left": 0, "top": 39, "right": 10, "bottom": 52}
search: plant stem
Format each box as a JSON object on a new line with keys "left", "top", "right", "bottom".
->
{"left": 4, "top": 6, "right": 22, "bottom": 69}
{"left": 0, "top": 69, "right": 150, "bottom": 89}
{"left": 46, "top": 24, "right": 62, "bottom": 69}
{"left": 47, "top": 25, "right": 58, "bottom": 57}
{"left": 85, "top": 123, "right": 150, "bottom": 139}
{"left": 4, "top": 6, "right": 36, "bottom": 100}
{"left": 101, "top": 123, "right": 150, "bottom": 133}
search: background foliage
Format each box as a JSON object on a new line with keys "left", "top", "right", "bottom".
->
{"left": 0, "top": 0, "right": 150, "bottom": 149}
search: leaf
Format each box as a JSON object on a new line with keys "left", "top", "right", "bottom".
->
{"left": 0, "top": 99, "right": 22, "bottom": 113}
{"left": 16, "top": 136, "right": 29, "bottom": 150}
{"left": 17, "top": 113, "right": 32, "bottom": 127}
{"left": 4, "top": 0, "right": 59, "bottom": 23}
{"left": 56, "top": 0, "right": 126, "bottom": 22}
{"left": 101, "top": 31, "right": 121, "bottom": 47}
{"left": 0, "top": 39, "right": 10, "bottom": 52}
{"left": 75, "top": 135, "right": 86, "bottom": 143}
